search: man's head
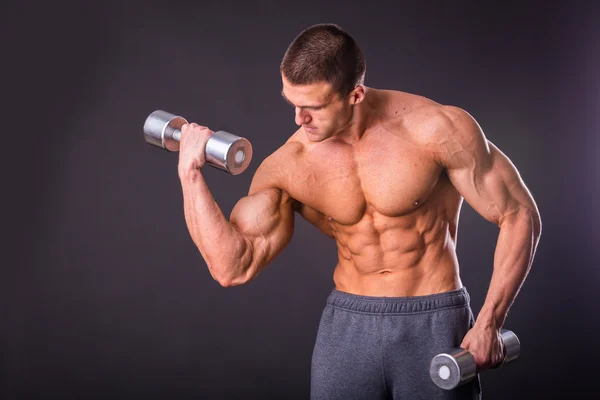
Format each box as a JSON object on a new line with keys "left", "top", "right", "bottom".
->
{"left": 280, "top": 24, "right": 367, "bottom": 141}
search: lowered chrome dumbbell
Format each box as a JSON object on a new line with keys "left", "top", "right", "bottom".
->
{"left": 429, "top": 329, "right": 521, "bottom": 390}
{"left": 143, "top": 110, "right": 253, "bottom": 175}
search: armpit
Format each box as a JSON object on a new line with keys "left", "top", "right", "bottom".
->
{"left": 293, "top": 200, "right": 335, "bottom": 238}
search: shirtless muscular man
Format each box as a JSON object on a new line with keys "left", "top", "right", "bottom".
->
{"left": 176, "top": 24, "right": 542, "bottom": 399}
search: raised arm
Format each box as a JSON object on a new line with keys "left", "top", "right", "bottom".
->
{"left": 434, "top": 106, "right": 542, "bottom": 368}
{"left": 178, "top": 123, "right": 295, "bottom": 287}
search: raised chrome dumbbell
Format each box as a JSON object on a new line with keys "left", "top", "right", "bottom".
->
{"left": 143, "top": 110, "right": 253, "bottom": 175}
{"left": 429, "top": 329, "right": 521, "bottom": 390}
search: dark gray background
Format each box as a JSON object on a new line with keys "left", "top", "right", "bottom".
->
{"left": 2, "top": 1, "right": 598, "bottom": 399}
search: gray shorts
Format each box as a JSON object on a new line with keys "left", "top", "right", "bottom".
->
{"left": 310, "top": 287, "right": 482, "bottom": 399}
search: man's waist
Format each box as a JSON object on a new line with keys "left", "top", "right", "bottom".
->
{"left": 332, "top": 258, "right": 461, "bottom": 297}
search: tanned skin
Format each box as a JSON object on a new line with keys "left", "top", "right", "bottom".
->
{"left": 177, "top": 74, "right": 542, "bottom": 370}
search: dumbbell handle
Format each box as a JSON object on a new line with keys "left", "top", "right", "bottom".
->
{"left": 143, "top": 110, "right": 253, "bottom": 175}
{"left": 430, "top": 329, "right": 520, "bottom": 390}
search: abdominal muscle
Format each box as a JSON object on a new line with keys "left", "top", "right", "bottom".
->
{"left": 329, "top": 206, "right": 462, "bottom": 297}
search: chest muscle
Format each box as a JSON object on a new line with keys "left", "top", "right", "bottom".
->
{"left": 285, "top": 137, "right": 442, "bottom": 225}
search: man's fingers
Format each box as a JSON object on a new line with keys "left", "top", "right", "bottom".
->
{"left": 181, "top": 122, "right": 209, "bottom": 132}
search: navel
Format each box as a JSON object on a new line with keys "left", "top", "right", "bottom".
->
{"left": 412, "top": 199, "right": 421, "bottom": 207}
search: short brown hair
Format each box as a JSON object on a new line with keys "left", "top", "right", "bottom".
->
{"left": 280, "top": 23, "right": 366, "bottom": 97}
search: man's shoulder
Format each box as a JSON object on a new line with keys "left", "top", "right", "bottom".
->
{"left": 378, "top": 87, "right": 437, "bottom": 105}
{"left": 248, "top": 134, "right": 305, "bottom": 194}
{"left": 408, "top": 103, "right": 468, "bottom": 127}
{"left": 374, "top": 89, "right": 439, "bottom": 133}
{"left": 266, "top": 134, "right": 306, "bottom": 165}
{"left": 372, "top": 88, "right": 481, "bottom": 152}
{"left": 376, "top": 87, "right": 471, "bottom": 122}
{"left": 393, "top": 99, "right": 485, "bottom": 170}
{"left": 397, "top": 99, "right": 476, "bottom": 144}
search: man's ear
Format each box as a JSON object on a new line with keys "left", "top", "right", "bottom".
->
{"left": 350, "top": 85, "right": 365, "bottom": 105}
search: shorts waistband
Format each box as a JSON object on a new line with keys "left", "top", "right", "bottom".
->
{"left": 326, "top": 287, "right": 470, "bottom": 314}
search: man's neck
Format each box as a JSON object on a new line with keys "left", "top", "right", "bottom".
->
{"left": 333, "top": 87, "right": 379, "bottom": 144}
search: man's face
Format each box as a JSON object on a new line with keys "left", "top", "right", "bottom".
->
{"left": 281, "top": 74, "right": 351, "bottom": 142}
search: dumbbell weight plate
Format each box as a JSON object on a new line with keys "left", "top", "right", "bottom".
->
{"left": 430, "top": 348, "right": 477, "bottom": 390}
{"left": 143, "top": 110, "right": 187, "bottom": 152}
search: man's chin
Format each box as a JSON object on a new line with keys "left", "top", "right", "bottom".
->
{"left": 305, "top": 130, "right": 326, "bottom": 142}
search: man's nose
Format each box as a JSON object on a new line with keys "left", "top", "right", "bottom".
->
{"left": 295, "top": 108, "right": 311, "bottom": 126}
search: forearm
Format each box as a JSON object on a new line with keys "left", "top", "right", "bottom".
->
{"left": 179, "top": 168, "right": 252, "bottom": 284}
{"left": 476, "top": 206, "right": 542, "bottom": 329}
